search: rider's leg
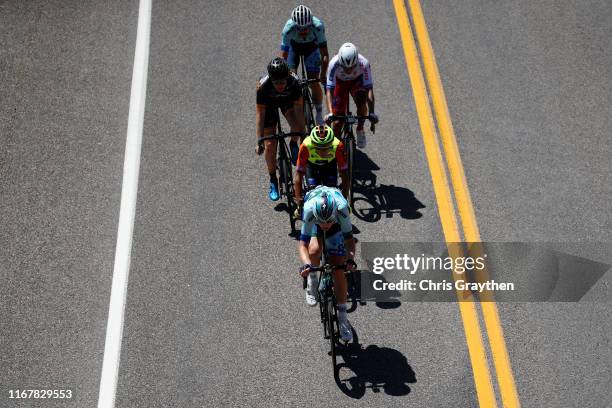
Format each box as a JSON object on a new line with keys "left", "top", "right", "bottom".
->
{"left": 328, "top": 255, "right": 348, "bottom": 305}
{"left": 330, "top": 83, "right": 348, "bottom": 138}
{"left": 329, "top": 253, "right": 352, "bottom": 342}
{"left": 263, "top": 113, "right": 279, "bottom": 200}
{"left": 304, "top": 233, "right": 323, "bottom": 306}
{"left": 353, "top": 89, "right": 368, "bottom": 148}
{"left": 283, "top": 107, "right": 303, "bottom": 165}
{"left": 305, "top": 49, "right": 324, "bottom": 124}
{"left": 286, "top": 46, "right": 298, "bottom": 73}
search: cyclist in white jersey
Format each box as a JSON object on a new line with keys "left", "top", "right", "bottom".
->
{"left": 325, "top": 43, "right": 379, "bottom": 148}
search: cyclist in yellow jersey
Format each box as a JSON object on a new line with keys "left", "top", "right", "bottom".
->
{"left": 294, "top": 125, "right": 349, "bottom": 209}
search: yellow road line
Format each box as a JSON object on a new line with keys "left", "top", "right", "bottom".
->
{"left": 392, "top": 1, "right": 497, "bottom": 406}
{"left": 407, "top": 1, "right": 521, "bottom": 407}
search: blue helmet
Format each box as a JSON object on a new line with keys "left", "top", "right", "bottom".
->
{"left": 313, "top": 192, "right": 337, "bottom": 223}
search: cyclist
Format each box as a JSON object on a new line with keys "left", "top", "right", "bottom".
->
{"left": 256, "top": 57, "right": 305, "bottom": 201}
{"left": 280, "top": 5, "right": 329, "bottom": 125}
{"left": 298, "top": 186, "right": 357, "bottom": 342}
{"left": 294, "top": 125, "right": 349, "bottom": 209}
{"left": 325, "top": 42, "right": 379, "bottom": 148}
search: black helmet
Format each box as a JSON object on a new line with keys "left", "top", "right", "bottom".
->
{"left": 267, "top": 57, "right": 289, "bottom": 80}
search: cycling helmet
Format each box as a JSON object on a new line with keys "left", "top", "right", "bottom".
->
{"left": 313, "top": 191, "right": 337, "bottom": 223}
{"left": 310, "top": 125, "right": 334, "bottom": 146}
{"left": 292, "top": 5, "right": 312, "bottom": 28}
{"left": 267, "top": 57, "right": 289, "bottom": 80}
{"left": 338, "top": 43, "right": 358, "bottom": 68}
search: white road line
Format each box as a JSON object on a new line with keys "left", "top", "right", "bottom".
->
{"left": 97, "top": 0, "right": 151, "bottom": 407}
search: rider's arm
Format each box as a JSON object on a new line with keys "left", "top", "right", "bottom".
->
{"left": 344, "top": 236, "right": 356, "bottom": 262}
{"left": 319, "top": 45, "right": 329, "bottom": 83}
{"left": 362, "top": 60, "right": 375, "bottom": 114}
{"left": 325, "top": 60, "right": 336, "bottom": 113}
{"left": 280, "top": 20, "right": 292, "bottom": 56}
{"left": 298, "top": 209, "right": 316, "bottom": 264}
{"left": 298, "top": 240, "right": 312, "bottom": 265}
{"left": 325, "top": 88, "right": 334, "bottom": 114}
{"left": 367, "top": 88, "right": 375, "bottom": 115}
{"left": 256, "top": 104, "right": 266, "bottom": 141}
{"left": 336, "top": 141, "right": 349, "bottom": 199}
{"left": 294, "top": 146, "right": 310, "bottom": 203}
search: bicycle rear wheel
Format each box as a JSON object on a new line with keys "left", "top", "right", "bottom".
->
{"left": 304, "top": 97, "right": 315, "bottom": 133}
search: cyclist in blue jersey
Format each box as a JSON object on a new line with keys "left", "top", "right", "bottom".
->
{"left": 280, "top": 5, "right": 329, "bottom": 125}
{"left": 298, "top": 186, "right": 357, "bottom": 342}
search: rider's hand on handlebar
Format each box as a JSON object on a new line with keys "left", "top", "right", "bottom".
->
{"left": 324, "top": 113, "right": 333, "bottom": 124}
{"left": 256, "top": 140, "right": 264, "bottom": 155}
{"left": 299, "top": 263, "right": 312, "bottom": 278}
{"left": 345, "top": 259, "right": 357, "bottom": 272}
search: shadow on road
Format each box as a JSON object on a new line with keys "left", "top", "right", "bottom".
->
{"left": 334, "top": 331, "right": 416, "bottom": 398}
{"left": 352, "top": 150, "right": 425, "bottom": 223}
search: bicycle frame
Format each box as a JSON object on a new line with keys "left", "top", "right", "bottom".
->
{"left": 260, "top": 123, "right": 304, "bottom": 234}
{"left": 298, "top": 54, "right": 318, "bottom": 133}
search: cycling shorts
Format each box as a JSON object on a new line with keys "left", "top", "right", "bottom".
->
{"left": 263, "top": 105, "right": 294, "bottom": 129}
{"left": 288, "top": 47, "right": 321, "bottom": 74}
{"left": 312, "top": 223, "right": 346, "bottom": 257}
{"left": 330, "top": 76, "right": 369, "bottom": 114}
{"left": 305, "top": 161, "right": 338, "bottom": 190}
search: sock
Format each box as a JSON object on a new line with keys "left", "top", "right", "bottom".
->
{"left": 290, "top": 140, "right": 298, "bottom": 152}
{"left": 337, "top": 303, "right": 348, "bottom": 319}
{"left": 269, "top": 172, "right": 278, "bottom": 184}
{"left": 357, "top": 118, "right": 365, "bottom": 130}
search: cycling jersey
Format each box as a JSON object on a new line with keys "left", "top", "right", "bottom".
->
{"left": 326, "top": 54, "right": 373, "bottom": 90}
{"left": 256, "top": 73, "right": 302, "bottom": 109}
{"left": 295, "top": 136, "right": 348, "bottom": 173}
{"left": 280, "top": 17, "right": 327, "bottom": 56}
{"left": 300, "top": 186, "right": 352, "bottom": 244}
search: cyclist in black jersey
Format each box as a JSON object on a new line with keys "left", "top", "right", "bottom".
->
{"left": 256, "top": 57, "right": 305, "bottom": 201}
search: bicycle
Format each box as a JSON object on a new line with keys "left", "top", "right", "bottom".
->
{"left": 260, "top": 124, "right": 305, "bottom": 234}
{"left": 297, "top": 54, "right": 320, "bottom": 134}
{"left": 301, "top": 233, "right": 356, "bottom": 371}
{"left": 328, "top": 108, "right": 376, "bottom": 208}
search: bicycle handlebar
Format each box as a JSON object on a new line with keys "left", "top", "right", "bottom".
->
{"left": 327, "top": 114, "right": 376, "bottom": 134}
{"left": 301, "top": 262, "right": 353, "bottom": 289}
{"left": 298, "top": 78, "right": 320, "bottom": 84}
{"left": 259, "top": 131, "right": 306, "bottom": 142}
{"left": 328, "top": 114, "right": 374, "bottom": 121}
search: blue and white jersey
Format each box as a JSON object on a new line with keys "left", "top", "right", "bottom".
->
{"left": 280, "top": 16, "right": 327, "bottom": 54}
{"left": 300, "top": 186, "right": 352, "bottom": 243}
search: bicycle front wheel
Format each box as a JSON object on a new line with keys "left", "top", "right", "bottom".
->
{"left": 279, "top": 155, "right": 297, "bottom": 233}
{"left": 327, "top": 295, "right": 338, "bottom": 369}
{"left": 345, "top": 134, "right": 355, "bottom": 207}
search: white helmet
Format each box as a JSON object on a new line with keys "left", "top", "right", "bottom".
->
{"left": 337, "top": 43, "right": 358, "bottom": 68}
{"left": 292, "top": 5, "right": 312, "bottom": 28}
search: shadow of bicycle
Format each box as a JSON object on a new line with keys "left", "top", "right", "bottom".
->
{"left": 335, "top": 333, "right": 416, "bottom": 398}
{"left": 352, "top": 150, "right": 425, "bottom": 223}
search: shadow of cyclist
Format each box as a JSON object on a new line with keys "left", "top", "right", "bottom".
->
{"left": 334, "top": 334, "right": 416, "bottom": 399}
{"left": 350, "top": 151, "right": 425, "bottom": 223}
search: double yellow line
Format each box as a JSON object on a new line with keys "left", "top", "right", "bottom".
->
{"left": 392, "top": 1, "right": 521, "bottom": 406}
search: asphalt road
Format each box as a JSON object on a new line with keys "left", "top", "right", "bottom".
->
{"left": 1, "top": 1, "right": 610, "bottom": 407}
